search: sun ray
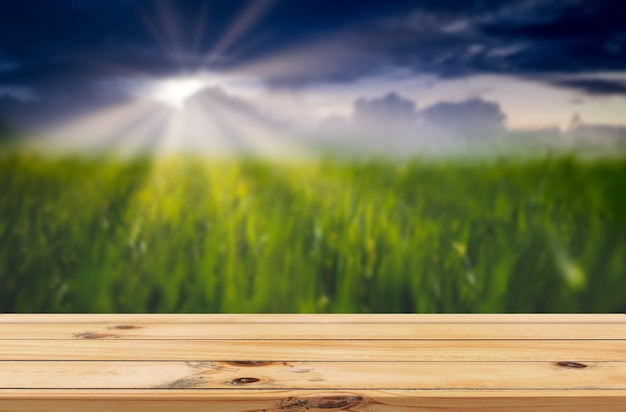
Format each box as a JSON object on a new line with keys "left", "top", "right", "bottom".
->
{"left": 111, "top": 105, "right": 173, "bottom": 156}
{"left": 193, "top": 91, "right": 303, "bottom": 158}
{"left": 27, "top": 101, "right": 160, "bottom": 154}
{"left": 138, "top": 8, "right": 176, "bottom": 61}
{"left": 153, "top": 0, "right": 185, "bottom": 67}
{"left": 15, "top": 1, "right": 320, "bottom": 160}
{"left": 181, "top": 98, "right": 234, "bottom": 156}
{"left": 228, "top": 33, "right": 355, "bottom": 82}
{"left": 138, "top": 0, "right": 190, "bottom": 70}
{"left": 203, "top": 0, "right": 276, "bottom": 68}
{"left": 87, "top": 109, "right": 156, "bottom": 154}
{"left": 191, "top": 0, "right": 211, "bottom": 56}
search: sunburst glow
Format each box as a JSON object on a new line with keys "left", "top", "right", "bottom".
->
{"left": 150, "top": 77, "right": 207, "bottom": 109}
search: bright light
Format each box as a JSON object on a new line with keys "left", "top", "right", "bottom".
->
{"left": 151, "top": 77, "right": 207, "bottom": 109}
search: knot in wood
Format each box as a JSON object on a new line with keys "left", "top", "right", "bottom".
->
{"left": 555, "top": 361, "right": 588, "bottom": 369}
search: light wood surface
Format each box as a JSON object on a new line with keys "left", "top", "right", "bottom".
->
{"left": 0, "top": 314, "right": 625, "bottom": 411}
{"left": 3, "top": 339, "right": 626, "bottom": 361}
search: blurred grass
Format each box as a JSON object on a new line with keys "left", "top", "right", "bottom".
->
{"left": 1, "top": 150, "right": 625, "bottom": 313}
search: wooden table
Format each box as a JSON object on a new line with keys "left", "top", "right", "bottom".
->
{"left": 1, "top": 314, "right": 625, "bottom": 411}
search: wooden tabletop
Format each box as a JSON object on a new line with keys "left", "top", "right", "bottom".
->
{"left": 1, "top": 314, "right": 625, "bottom": 411}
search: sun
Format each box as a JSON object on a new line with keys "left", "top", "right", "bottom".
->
{"left": 151, "top": 77, "right": 207, "bottom": 109}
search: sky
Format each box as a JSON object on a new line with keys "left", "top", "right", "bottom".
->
{"left": 1, "top": 0, "right": 625, "bottom": 153}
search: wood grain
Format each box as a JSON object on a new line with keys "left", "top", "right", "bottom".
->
{"left": 3, "top": 321, "right": 626, "bottom": 339}
{"left": 0, "top": 314, "right": 625, "bottom": 411}
{"left": 2, "top": 393, "right": 626, "bottom": 412}
{"left": 1, "top": 360, "right": 625, "bottom": 389}
{"left": 2, "top": 339, "right": 625, "bottom": 361}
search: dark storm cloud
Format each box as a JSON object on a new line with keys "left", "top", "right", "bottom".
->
{"left": 231, "top": 0, "right": 626, "bottom": 91}
{"left": 6, "top": 0, "right": 623, "bottom": 85}
{"left": 0, "top": 0, "right": 469, "bottom": 75}
{"left": 1, "top": 0, "right": 626, "bottom": 127}
{"left": 482, "top": 1, "right": 625, "bottom": 40}
{"left": 551, "top": 78, "right": 626, "bottom": 96}
{"left": 479, "top": 1, "right": 626, "bottom": 77}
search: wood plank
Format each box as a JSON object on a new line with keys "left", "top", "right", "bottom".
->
{"left": 4, "top": 388, "right": 626, "bottom": 397}
{"left": 2, "top": 391, "right": 626, "bottom": 412}
{"left": 3, "top": 321, "right": 626, "bottom": 340}
{"left": 1, "top": 314, "right": 625, "bottom": 411}
{"left": 2, "top": 339, "right": 625, "bottom": 361}
{"left": 1, "top": 361, "right": 625, "bottom": 390}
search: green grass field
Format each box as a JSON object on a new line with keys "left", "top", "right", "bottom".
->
{"left": 1, "top": 150, "right": 625, "bottom": 313}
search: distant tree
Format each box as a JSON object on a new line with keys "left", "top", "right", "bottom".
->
{"left": 418, "top": 98, "right": 506, "bottom": 139}
{"left": 352, "top": 92, "right": 418, "bottom": 137}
